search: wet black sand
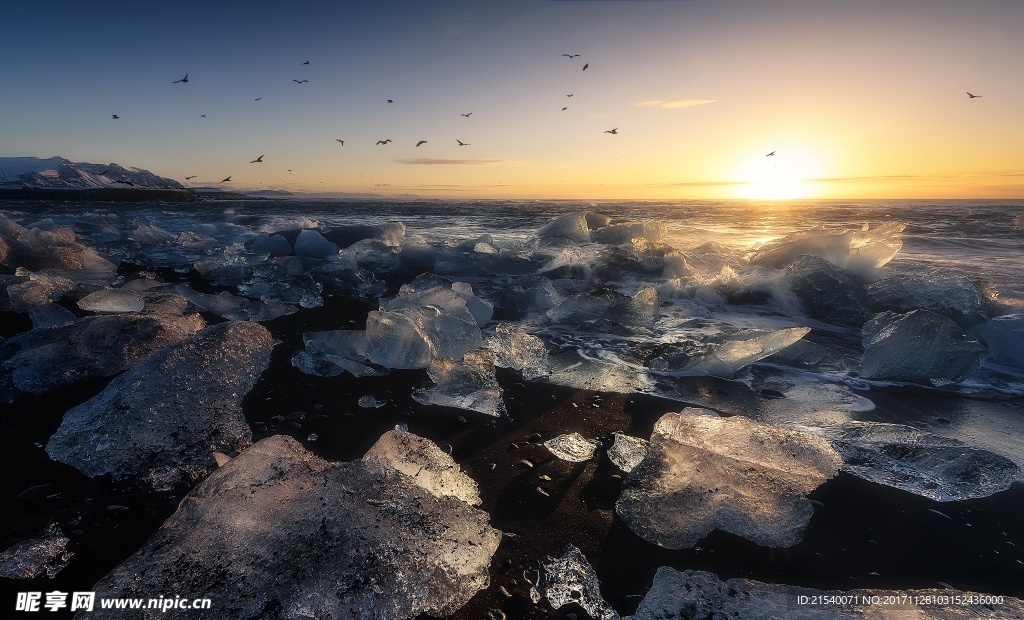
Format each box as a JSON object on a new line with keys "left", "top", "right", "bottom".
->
{"left": 2, "top": 287, "right": 1023, "bottom": 619}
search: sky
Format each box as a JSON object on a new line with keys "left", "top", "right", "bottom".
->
{"left": 2, "top": 0, "right": 1023, "bottom": 200}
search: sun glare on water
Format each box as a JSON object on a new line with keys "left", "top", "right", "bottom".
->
{"left": 734, "top": 149, "right": 824, "bottom": 200}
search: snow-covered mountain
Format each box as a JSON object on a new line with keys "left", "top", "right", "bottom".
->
{"left": 0, "top": 156, "right": 183, "bottom": 190}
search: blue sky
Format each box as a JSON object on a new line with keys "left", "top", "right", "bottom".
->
{"left": 3, "top": 0, "right": 1023, "bottom": 198}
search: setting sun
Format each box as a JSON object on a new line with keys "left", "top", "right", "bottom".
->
{"left": 734, "top": 148, "right": 825, "bottom": 200}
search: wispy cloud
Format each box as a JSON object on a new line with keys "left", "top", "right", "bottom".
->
{"left": 396, "top": 158, "right": 508, "bottom": 166}
{"left": 635, "top": 99, "right": 717, "bottom": 109}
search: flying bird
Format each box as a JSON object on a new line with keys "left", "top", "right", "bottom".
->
{"left": 457, "top": 139, "right": 470, "bottom": 146}
{"left": 562, "top": 54, "right": 580, "bottom": 58}
{"left": 293, "top": 79, "right": 308, "bottom": 84}
{"left": 251, "top": 155, "right": 264, "bottom": 163}
{"left": 416, "top": 140, "right": 427, "bottom": 147}
{"left": 254, "top": 98, "right": 262, "bottom": 101}
{"left": 604, "top": 128, "right": 618, "bottom": 134}
{"left": 967, "top": 91, "right": 982, "bottom": 98}
{"left": 199, "top": 114, "right": 206, "bottom": 118}
{"left": 461, "top": 112, "right": 472, "bottom": 117}
{"left": 336, "top": 139, "right": 344, "bottom": 145}
{"left": 185, "top": 176, "right": 196, "bottom": 180}
{"left": 111, "top": 115, "right": 120, "bottom": 119}
{"left": 172, "top": 74, "right": 188, "bottom": 84}
{"left": 582, "top": 63, "right": 589, "bottom": 71}
{"left": 96, "top": 169, "right": 110, "bottom": 175}
{"left": 567, "top": 94, "right": 573, "bottom": 97}
{"left": 220, "top": 176, "right": 232, "bottom": 183}
{"left": 561, "top": 107, "right": 567, "bottom": 111}
{"left": 303, "top": 60, "right": 309, "bottom": 65}
{"left": 386, "top": 99, "right": 393, "bottom": 103}
{"left": 376, "top": 139, "right": 392, "bottom": 145}
{"left": 766, "top": 151, "right": 776, "bottom": 157}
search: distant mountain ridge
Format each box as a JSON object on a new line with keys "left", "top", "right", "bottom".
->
{"left": 0, "top": 156, "right": 183, "bottom": 190}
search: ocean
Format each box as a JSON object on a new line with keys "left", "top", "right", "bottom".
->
{"left": 2, "top": 197, "right": 1023, "bottom": 615}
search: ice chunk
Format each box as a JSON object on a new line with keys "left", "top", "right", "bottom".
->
{"left": 291, "top": 330, "right": 386, "bottom": 378}
{"left": 649, "top": 327, "right": 811, "bottom": 378}
{"left": 591, "top": 219, "right": 666, "bottom": 245}
{"left": 84, "top": 434, "right": 500, "bottom": 619}
{"left": 537, "top": 213, "right": 591, "bottom": 243}
{"left": 339, "top": 238, "right": 402, "bottom": 273}
{"left": 176, "top": 285, "right": 296, "bottom": 322}
{"left": 28, "top": 303, "right": 76, "bottom": 329}
{"left": 751, "top": 222, "right": 905, "bottom": 275}
{"left": 362, "top": 428, "right": 481, "bottom": 505}
{"left": 0, "top": 525, "right": 73, "bottom": 580}
{"left": 250, "top": 232, "right": 293, "bottom": 256}
{"left": 547, "top": 287, "right": 658, "bottom": 328}
{"left": 399, "top": 242, "right": 438, "bottom": 272}
{"left": 608, "top": 432, "right": 649, "bottom": 473}
{"left": 0, "top": 312, "right": 205, "bottom": 402}
{"left": 77, "top": 288, "right": 144, "bottom": 313}
{"left": 364, "top": 306, "right": 482, "bottom": 369}
{"left": 786, "top": 255, "right": 870, "bottom": 326}
{"left": 323, "top": 222, "right": 406, "bottom": 248}
{"left": 413, "top": 350, "right": 506, "bottom": 417}
{"left": 798, "top": 421, "right": 1019, "bottom": 501}
{"left": 45, "top": 322, "right": 273, "bottom": 490}
{"left": 616, "top": 409, "right": 841, "bottom": 548}
{"left": 628, "top": 567, "right": 1024, "bottom": 620}
{"left": 539, "top": 545, "right": 620, "bottom": 620}
{"left": 544, "top": 432, "right": 598, "bottom": 462}
{"left": 978, "top": 313, "right": 1024, "bottom": 368}
{"left": 357, "top": 395, "right": 387, "bottom": 408}
{"left": 860, "top": 310, "right": 986, "bottom": 386}
{"left": 485, "top": 322, "right": 550, "bottom": 379}
{"left": 293, "top": 229, "right": 339, "bottom": 259}
{"left": 867, "top": 270, "right": 992, "bottom": 328}
{"left": 4, "top": 272, "right": 76, "bottom": 312}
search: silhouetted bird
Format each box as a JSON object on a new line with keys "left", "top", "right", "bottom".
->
{"left": 293, "top": 79, "right": 308, "bottom": 84}
{"left": 604, "top": 128, "right": 617, "bottom": 134}
{"left": 766, "top": 151, "right": 776, "bottom": 157}
{"left": 967, "top": 92, "right": 982, "bottom": 98}
{"left": 567, "top": 94, "right": 573, "bottom": 97}
{"left": 220, "top": 176, "right": 232, "bottom": 183}
{"left": 114, "top": 180, "right": 135, "bottom": 186}
{"left": 111, "top": 115, "right": 120, "bottom": 119}
{"left": 172, "top": 74, "right": 188, "bottom": 84}
{"left": 457, "top": 139, "right": 470, "bottom": 146}
{"left": 386, "top": 99, "right": 393, "bottom": 103}
{"left": 303, "top": 60, "right": 309, "bottom": 65}
{"left": 200, "top": 114, "right": 206, "bottom": 118}
{"left": 376, "top": 139, "right": 392, "bottom": 145}
{"left": 255, "top": 98, "right": 262, "bottom": 101}
{"left": 97, "top": 170, "right": 110, "bottom": 175}
{"left": 461, "top": 113, "right": 472, "bottom": 117}
{"left": 583, "top": 63, "right": 589, "bottom": 71}
{"left": 561, "top": 107, "right": 567, "bottom": 111}
{"left": 562, "top": 54, "right": 580, "bottom": 58}
{"left": 336, "top": 139, "right": 344, "bottom": 145}
{"left": 251, "top": 155, "right": 264, "bottom": 163}
{"left": 185, "top": 176, "right": 196, "bottom": 180}
{"left": 416, "top": 141, "right": 427, "bottom": 147}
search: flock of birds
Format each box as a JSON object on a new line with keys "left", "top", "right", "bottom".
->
{"left": 103, "top": 55, "right": 617, "bottom": 186}
{"left": 105, "top": 59, "right": 986, "bottom": 188}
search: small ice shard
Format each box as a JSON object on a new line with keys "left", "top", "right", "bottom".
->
{"left": 250, "top": 232, "right": 293, "bottom": 256}
{"left": 978, "top": 314, "right": 1024, "bottom": 368}
{"left": 797, "top": 420, "right": 1019, "bottom": 501}
{"left": 485, "top": 323, "right": 550, "bottom": 380}
{"left": 28, "top": 303, "right": 76, "bottom": 329}
{"left": 538, "top": 213, "right": 591, "bottom": 244}
{"left": 591, "top": 219, "right": 666, "bottom": 245}
{"left": 860, "top": 310, "right": 986, "bottom": 386}
{"left": 628, "top": 566, "right": 1024, "bottom": 620}
{"left": 175, "top": 285, "right": 296, "bottom": 322}
{"left": 651, "top": 327, "right": 811, "bottom": 378}
{"left": 751, "top": 222, "right": 905, "bottom": 275}
{"left": 413, "top": 350, "right": 506, "bottom": 417}
{"left": 0, "top": 525, "right": 73, "bottom": 579}
{"left": 362, "top": 428, "right": 482, "bottom": 505}
{"left": 608, "top": 432, "right": 649, "bottom": 473}
{"left": 539, "top": 545, "right": 620, "bottom": 620}
{"left": 544, "top": 432, "right": 599, "bottom": 462}
{"left": 358, "top": 395, "right": 387, "bottom": 408}
{"left": 867, "top": 270, "right": 992, "bottom": 328}
{"left": 45, "top": 322, "right": 273, "bottom": 490}
{"left": 291, "top": 330, "right": 386, "bottom": 378}
{"left": 785, "top": 255, "right": 870, "bottom": 326}
{"left": 84, "top": 434, "right": 500, "bottom": 619}
{"left": 293, "top": 229, "right": 339, "bottom": 259}
{"left": 77, "top": 288, "right": 145, "bottom": 313}
{"left": 616, "top": 409, "right": 841, "bottom": 549}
